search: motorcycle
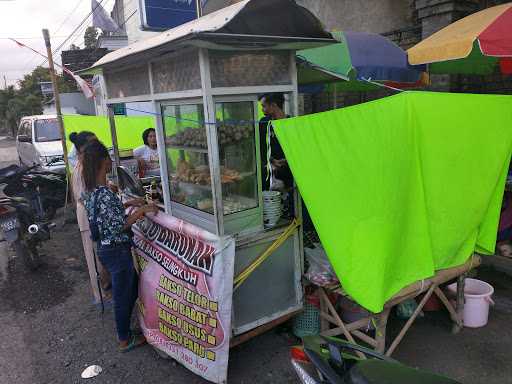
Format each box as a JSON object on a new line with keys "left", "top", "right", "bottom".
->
{"left": 2, "top": 160, "right": 66, "bottom": 220}
{"left": 291, "top": 336, "right": 462, "bottom": 384}
{"left": 0, "top": 163, "right": 62, "bottom": 269}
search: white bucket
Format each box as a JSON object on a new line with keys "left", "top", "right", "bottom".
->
{"left": 447, "top": 278, "right": 495, "bottom": 328}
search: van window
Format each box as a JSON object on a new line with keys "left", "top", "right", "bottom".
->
{"left": 35, "top": 119, "right": 60, "bottom": 142}
{"left": 19, "top": 121, "right": 31, "bottom": 138}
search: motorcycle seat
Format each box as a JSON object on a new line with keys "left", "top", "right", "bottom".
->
{"left": 0, "top": 196, "right": 28, "bottom": 204}
{"left": 346, "top": 360, "right": 461, "bottom": 384}
{"left": 0, "top": 164, "right": 21, "bottom": 180}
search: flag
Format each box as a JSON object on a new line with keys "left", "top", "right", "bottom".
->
{"left": 10, "top": 38, "right": 95, "bottom": 99}
{"left": 92, "top": 0, "right": 119, "bottom": 32}
{"left": 63, "top": 67, "right": 95, "bottom": 99}
{"left": 9, "top": 38, "right": 26, "bottom": 49}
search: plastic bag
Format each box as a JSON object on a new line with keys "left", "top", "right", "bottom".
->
{"left": 305, "top": 245, "right": 339, "bottom": 286}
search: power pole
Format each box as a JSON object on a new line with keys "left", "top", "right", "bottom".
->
{"left": 196, "top": 0, "right": 202, "bottom": 18}
{"left": 3, "top": 75, "right": 6, "bottom": 89}
{"left": 42, "top": 28, "right": 72, "bottom": 203}
{"left": 107, "top": 105, "right": 120, "bottom": 184}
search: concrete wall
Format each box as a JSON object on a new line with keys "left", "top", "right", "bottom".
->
{"left": 44, "top": 93, "right": 96, "bottom": 116}
{"left": 204, "top": 0, "right": 413, "bottom": 34}
{"left": 296, "top": 0, "right": 413, "bottom": 34}
{"left": 122, "top": 0, "right": 160, "bottom": 44}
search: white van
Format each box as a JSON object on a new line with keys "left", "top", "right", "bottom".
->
{"left": 16, "top": 115, "right": 66, "bottom": 173}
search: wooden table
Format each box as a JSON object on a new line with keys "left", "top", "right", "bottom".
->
{"left": 317, "top": 255, "right": 481, "bottom": 357}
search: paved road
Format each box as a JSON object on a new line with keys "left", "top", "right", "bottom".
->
{"left": 0, "top": 137, "right": 18, "bottom": 167}
{"left": 0, "top": 138, "right": 511, "bottom": 383}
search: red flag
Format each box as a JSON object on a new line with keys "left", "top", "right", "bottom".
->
{"left": 9, "top": 38, "right": 26, "bottom": 49}
{"left": 11, "top": 39, "right": 95, "bottom": 99}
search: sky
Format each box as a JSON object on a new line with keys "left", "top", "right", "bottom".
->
{"left": 0, "top": 0, "right": 117, "bottom": 88}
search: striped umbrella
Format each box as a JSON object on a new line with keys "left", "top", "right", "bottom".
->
{"left": 408, "top": 3, "right": 512, "bottom": 75}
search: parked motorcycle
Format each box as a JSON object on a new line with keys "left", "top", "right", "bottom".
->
{"left": 2, "top": 161, "right": 66, "bottom": 220}
{"left": 291, "top": 336, "right": 462, "bottom": 384}
{"left": 0, "top": 163, "right": 62, "bottom": 269}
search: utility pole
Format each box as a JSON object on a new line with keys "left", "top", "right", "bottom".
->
{"left": 3, "top": 75, "right": 6, "bottom": 89}
{"left": 107, "top": 105, "right": 120, "bottom": 184}
{"left": 196, "top": 0, "right": 202, "bottom": 18}
{"left": 42, "top": 28, "right": 72, "bottom": 203}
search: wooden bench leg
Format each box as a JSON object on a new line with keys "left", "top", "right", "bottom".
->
{"left": 385, "top": 284, "right": 436, "bottom": 356}
{"left": 318, "top": 288, "right": 329, "bottom": 332}
{"left": 374, "top": 308, "right": 390, "bottom": 354}
{"left": 318, "top": 288, "right": 366, "bottom": 359}
{"left": 452, "top": 274, "right": 466, "bottom": 334}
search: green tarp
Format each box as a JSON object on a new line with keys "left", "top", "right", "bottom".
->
{"left": 273, "top": 92, "right": 512, "bottom": 312}
{"left": 62, "top": 115, "right": 156, "bottom": 151}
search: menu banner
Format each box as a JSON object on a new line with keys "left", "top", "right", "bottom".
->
{"left": 132, "top": 213, "right": 235, "bottom": 384}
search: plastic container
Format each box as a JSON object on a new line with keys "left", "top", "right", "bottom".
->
{"left": 447, "top": 278, "right": 495, "bottom": 328}
{"left": 292, "top": 296, "right": 320, "bottom": 338}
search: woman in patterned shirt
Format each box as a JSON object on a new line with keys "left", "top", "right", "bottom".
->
{"left": 82, "top": 140, "right": 158, "bottom": 352}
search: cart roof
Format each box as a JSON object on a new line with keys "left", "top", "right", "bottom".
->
{"left": 85, "top": 0, "right": 333, "bottom": 73}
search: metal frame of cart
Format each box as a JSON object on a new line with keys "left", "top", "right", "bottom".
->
{"left": 85, "top": 0, "right": 334, "bottom": 339}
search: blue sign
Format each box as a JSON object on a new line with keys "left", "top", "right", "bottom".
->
{"left": 139, "top": 0, "right": 199, "bottom": 31}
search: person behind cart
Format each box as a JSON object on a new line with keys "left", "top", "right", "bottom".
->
{"left": 70, "top": 131, "right": 111, "bottom": 305}
{"left": 259, "top": 93, "right": 295, "bottom": 218}
{"left": 82, "top": 140, "right": 158, "bottom": 352}
{"left": 133, "top": 128, "right": 160, "bottom": 177}
{"left": 258, "top": 93, "right": 293, "bottom": 191}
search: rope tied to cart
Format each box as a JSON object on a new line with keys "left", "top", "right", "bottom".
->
{"left": 233, "top": 218, "right": 301, "bottom": 291}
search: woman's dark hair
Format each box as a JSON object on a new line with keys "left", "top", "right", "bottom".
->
{"left": 82, "top": 140, "right": 110, "bottom": 192}
{"left": 142, "top": 128, "right": 156, "bottom": 146}
{"left": 69, "top": 131, "right": 95, "bottom": 152}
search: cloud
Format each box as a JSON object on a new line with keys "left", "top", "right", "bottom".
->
{"left": 0, "top": 0, "right": 115, "bottom": 86}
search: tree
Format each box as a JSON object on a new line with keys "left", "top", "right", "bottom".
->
{"left": 84, "top": 27, "right": 99, "bottom": 49}
{"left": 0, "top": 67, "right": 75, "bottom": 136}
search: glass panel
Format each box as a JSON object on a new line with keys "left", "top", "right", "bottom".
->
{"left": 210, "top": 51, "right": 291, "bottom": 88}
{"left": 35, "top": 118, "right": 60, "bottom": 142}
{"left": 162, "top": 104, "right": 213, "bottom": 213}
{"left": 152, "top": 50, "right": 201, "bottom": 93}
{"left": 216, "top": 101, "right": 258, "bottom": 215}
{"left": 105, "top": 65, "right": 150, "bottom": 98}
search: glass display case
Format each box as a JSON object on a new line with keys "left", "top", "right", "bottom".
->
{"left": 160, "top": 98, "right": 262, "bottom": 234}
{"left": 216, "top": 101, "right": 258, "bottom": 216}
{"left": 162, "top": 103, "right": 214, "bottom": 213}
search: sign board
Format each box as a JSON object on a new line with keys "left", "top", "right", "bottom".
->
{"left": 138, "top": 0, "right": 199, "bottom": 31}
{"left": 132, "top": 213, "right": 235, "bottom": 383}
{"left": 112, "top": 103, "right": 126, "bottom": 115}
{"left": 40, "top": 82, "right": 53, "bottom": 96}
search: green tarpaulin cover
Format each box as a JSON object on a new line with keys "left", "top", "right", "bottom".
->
{"left": 63, "top": 115, "right": 156, "bottom": 151}
{"left": 273, "top": 92, "right": 512, "bottom": 312}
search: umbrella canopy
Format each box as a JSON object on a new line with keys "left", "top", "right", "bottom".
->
{"left": 408, "top": 3, "right": 512, "bottom": 75}
{"left": 297, "top": 31, "right": 426, "bottom": 88}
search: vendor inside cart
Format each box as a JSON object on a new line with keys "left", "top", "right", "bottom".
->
{"left": 134, "top": 128, "right": 160, "bottom": 177}
{"left": 259, "top": 93, "right": 293, "bottom": 192}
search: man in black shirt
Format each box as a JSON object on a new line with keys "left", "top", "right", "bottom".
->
{"left": 258, "top": 93, "right": 293, "bottom": 191}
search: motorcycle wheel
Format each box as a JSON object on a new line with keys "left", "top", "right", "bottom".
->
{"left": 13, "top": 240, "right": 40, "bottom": 271}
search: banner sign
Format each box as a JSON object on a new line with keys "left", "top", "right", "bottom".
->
{"left": 138, "top": 0, "right": 198, "bottom": 31}
{"left": 133, "top": 213, "right": 235, "bottom": 383}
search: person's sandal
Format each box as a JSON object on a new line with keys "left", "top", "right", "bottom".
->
{"left": 119, "top": 334, "right": 146, "bottom": 353}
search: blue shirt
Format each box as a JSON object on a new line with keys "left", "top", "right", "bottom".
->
{"left": 83, "top": 186, "right": 130, "bottom": 246}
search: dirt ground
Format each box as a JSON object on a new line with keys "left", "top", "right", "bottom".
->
{"left": 0, "top": 137, "right": 511, "bottom": 384}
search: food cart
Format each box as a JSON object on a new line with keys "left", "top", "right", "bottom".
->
{"left": 86, "top": 0, "right": 333, "bottom": 382}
